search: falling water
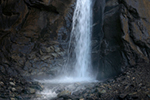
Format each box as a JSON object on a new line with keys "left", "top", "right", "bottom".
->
{"left": 67, "top": 0, "right": 93, "bottom": 78}
{"left": 34, "top": 1, "right": 95, "bottom": 99}
{"left": 35, "top": 0, "right": 95, "bottom": 84}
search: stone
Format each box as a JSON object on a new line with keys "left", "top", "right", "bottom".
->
{"left": 119, "top": 94, "right": 127, "bottom": 99}
{"left": 28, "top": 88, "right": 36, "bottom": 94}
{"left": 91, "top": 88, "right": 97, "bottom": 93}
{"left": 0, "top": 82, "right": 4, "bottom": 86}
{"left": 10, "top": 82, "right": 15, "bottom": 86}
{"left": 41, "top": 55, "right": 51, "bottom": 60}
{"left": 129, "top": 92, "right": 137, "bottom": 96}
{"left": 100, "top": 90, "right": 106, "bottom": 94}
{"left": 125, "top": 85, "right": 130, "bottom": 90}
{"left": 15, "top": 96, "right": 23, "bottom": 100}
{"left": 80, "top": 98, "right": 84, "bottom": 100}
{"left": 10, "top": 98, "right": 16, "bottom": 100}
{"left": 9, "top": 78, "right": 13, "bottom": 81}
{"left": 57, "top": 90, "right": 71, "bottom": 97}
{"left": 11, "top": 88, "right": 16, "bottom": 92}
{"left": 51, "top": 53, "right": 58, "bottom": 58}
{"left": 0, "top": 65, "right": 5, "bottom": 73}
{"left": 16, "top": 86, "right": 23, "bottom": 93}
{"left": 24, "top": 61, "right": 31, "bottom": 71}
{"left": 54, "top": 46, "right": 61, "bottom": 52}
{"left": 58, "top": 52, "right": 65, "bottom": 56}
{"left": 46, "top": 47, "right": 53, "bottom": 53}
{"left": 147, "top": 94, "right": 150, "bottom": 98}
{"left": 40, "top": 49, "right": 44, "bottom": 55}
{"left": 97, "top": 88, "right": 106, "bottom": 94}
{"left": 44, "top": 46, "right": 54, "bottom": 53}
{"left": 36, "top": 94, "right": 42, "bottom": 98}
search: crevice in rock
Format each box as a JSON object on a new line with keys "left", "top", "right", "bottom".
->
{"left": 23, "top": 0, "right": 59, "bottom": 14}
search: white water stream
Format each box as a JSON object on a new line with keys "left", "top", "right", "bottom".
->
{"left": 69, "top": 0, "right": 93, "bottom": 78}
{"left": 34, "top": 0, "right": 97, "bottom": 99}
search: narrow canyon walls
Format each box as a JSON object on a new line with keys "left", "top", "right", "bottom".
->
{"left": 0, "top": 0, "right": 150, "bottom": 80}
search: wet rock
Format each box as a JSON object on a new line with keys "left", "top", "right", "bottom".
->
{"left": 58, "top": 52, "right": 65, "bottom": 56}
{"left": 97, "top": 88, "right": 106, "bottom": 94}
{"left": 119, "top": 94, "right": 127, "bottom": 99}
{"left": 100, "top": 90, "right": 106, "bottom": 94}
{"left": 129, "top": 92, "right": 137, "bottom": 96}
{"left": 91, "top": 88, "right": 97, "bottom": 93}
{"left": 27, "top": 88, "right": 36, "bottom": 94}
{"left": 0, "top": 81, "right": 4, "bottom": 86}
{"left": 41, "top": 55, "right": 51, "bottom": 60}
{"left": 54, "top": 46, "right": 61, "bottom": 52}
{"left": 51, "top": 53, "right": 58, "bottom": 58}
{"left": 57, "top": 90, "right": 71, "bottom": 97}
{"left": 30, "top": 82, "right": 44, "bottom": 91}
{"left": 32, "top": 61, "right": 48, "bottom": 69}
{"left": 41, "top": 46, "right": 54, "bottom": 53}
{"left": 10, "top": 98, "right": 16, "bottom": 100}
{"left": 80, "top": 98, "right": 84, "bottom": 100}
{"left": 15, "top": 96, "right": 23, "bottom": 100}
{"left": 24, "top": 61, "right": 31, "bottom": 71}
{"left": 11, "top": 88, "right": 16, "bottom": 92}
{"left": 9, "top": 82, "right": 15, "bottom": 86}
{"left": 16, "top": 86, "right": 23, "bottom": 93}
{"left": 35, "top": 94, "right": 42, "bottom": 98}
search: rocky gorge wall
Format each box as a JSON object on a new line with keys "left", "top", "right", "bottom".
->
{"left": 0, "top": 0, "right": 75, "bottom": 78}
{"left": 94, "top": 0, "right": 150, "bottom": 79}
{"left": 0, "top": 0, "right": 150, "bottom": 80}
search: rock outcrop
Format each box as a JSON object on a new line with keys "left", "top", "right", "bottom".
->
{"left": 0, "top": 0, "right": 75, "bottom": 77}
{"left": 94, "top": 0, "right": 150, "bottom": 79}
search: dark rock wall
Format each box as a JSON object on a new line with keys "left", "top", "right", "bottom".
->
{"left": 0, "top": 0, "right": 75, "bottom": 78}
{"left": 0, "top": 0, "right": 150, "bottom": 80}
{"left": 95, "top": 0, "right": 150, "bottom": 80}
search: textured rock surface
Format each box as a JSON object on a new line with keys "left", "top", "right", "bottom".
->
{"left": 0, "top": 0, "right": 75, "bottom": 77}
{"left": 0, "top": 0, "right": 75, "bottom": 99}
{"left": 47, "top": 62, "right": 150, "bottom": 100}
{"left": 94, "top": 0, "right": 150, "bottom": 79}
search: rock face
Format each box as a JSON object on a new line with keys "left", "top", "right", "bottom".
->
{"left": 0, "top": 0, "right": 150, "bottom": 80}
{"left": 0, "top": 0, "right": 75, "bottom": 77}
{"left": 93, "top": 0, "right": 150, "bottom": 79}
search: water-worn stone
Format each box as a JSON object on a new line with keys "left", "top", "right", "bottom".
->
{"left": 58, "top": 90, "right": 71, "bottom": 97}
{"left": 119, "top": 94, "right": 127, "bottom": 99}
{"left": 0, "top": 82, "right": 4, "bottom": 86}
{"left": 10, "top": 98, "right": 16, "bottom": 100}
{"left": 100, "top": 90, "right": 106, "bottom": 94}
{"left": 11, "top": 88, "right": 16, "bottom": 92}
{"left": 10, "top": 82, "right": 15, "bottom": 86}
{"left": 27, "top": 88, "right": 36, "bottom": 94}
{"left": 51, "top": 53, "right": 58, "bottom": 58}
{"left": 41, "top": 55, "right": 51, "bottom": 60}
{"left": 97, "top": 88, "right": 106, "bottom": 94}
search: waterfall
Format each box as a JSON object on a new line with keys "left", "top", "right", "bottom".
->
{"left": 35, "top": 0, "right": 95, "bottom": 84}
{"left": 34, "top": 2, "right": 96, "bottom": 99}
{"left": 66, "top": 0, "right": 93, "bottom": 78}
